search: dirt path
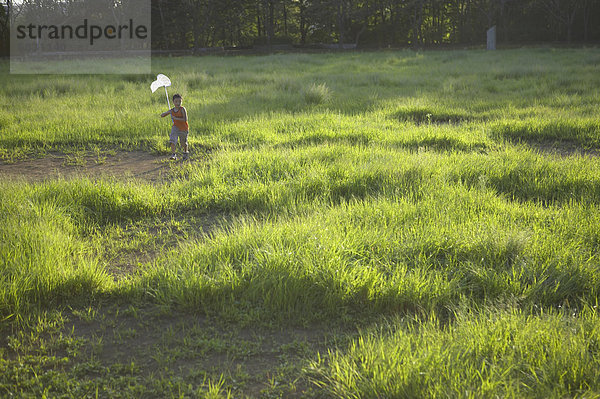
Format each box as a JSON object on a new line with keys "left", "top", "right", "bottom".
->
{"left": 0, "top": 150, "right": 177, "bottom": 182}
{"left": 1, "top": 141, "right": 596, "bottom": 184}
{"left": 61, "top": 306, "right": 346, "bottom": 398}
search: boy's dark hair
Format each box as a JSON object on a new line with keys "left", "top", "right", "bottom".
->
{"left": 173, "top": 93, "right": 182, "bottom": 101}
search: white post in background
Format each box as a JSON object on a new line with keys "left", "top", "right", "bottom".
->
{"left": 487, "top": 26, "right": 496, "bottom": 50}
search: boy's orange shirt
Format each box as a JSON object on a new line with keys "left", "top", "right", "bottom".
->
{"left": 172, "top": 107, "right": 189, "bottom": 131}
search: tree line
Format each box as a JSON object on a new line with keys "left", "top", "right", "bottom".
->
{"left": 152, "top": 0, "right": 600, "bottom": 50}
{"left": 1, "top": 0, "right": 599, "bottom": 56}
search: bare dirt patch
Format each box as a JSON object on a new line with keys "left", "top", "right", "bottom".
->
{"left": 0, "top": 150, "right": 182, "bottom": 182}
{"left": 61, "top": 306, "right": 349, "bottom": 397}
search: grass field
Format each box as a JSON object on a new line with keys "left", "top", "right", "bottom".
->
{"left": 1, "top": 48, "right": 600, "bottom": 397}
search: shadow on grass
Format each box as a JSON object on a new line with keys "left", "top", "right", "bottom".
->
{"left": 390, "top": 106, "right": 475, "bottom": 125}
{"left": 271, "top": 133, "right": 490, "bottom": 153}
{"left": 490, "top": 119, "right": 600, "bottom": 149}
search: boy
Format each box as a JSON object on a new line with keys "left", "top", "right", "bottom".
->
{"left": 161, "top": 94, "right": 189, "bottom": 160}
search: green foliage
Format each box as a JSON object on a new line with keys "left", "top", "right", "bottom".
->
{"left": 0, "top": 187, "right": 113, "bottom": 318}
{"left": 145, "top": 0, "right": 600, "bottom": 50}
{"left": 304, "top": 83, "right": 331, "bottom": 105}
{"left": 1, "top": 49, "right": 600, "bottom": 396}
{"left": 307, "top": 307, "right": 600, "bottom": 398}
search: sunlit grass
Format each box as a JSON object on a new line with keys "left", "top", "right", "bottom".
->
{"left": 308, "top": 306, "right": 600, "bottom": 398}
{"left": 1, "top": 48, "right": 600, "bottom": 397}
{"left": 1, "top": 48, "right": 599, "bottom": 154}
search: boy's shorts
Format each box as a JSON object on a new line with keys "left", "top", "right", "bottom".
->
{"left": 170, "top": 126, "right": 189, "bottom": 146}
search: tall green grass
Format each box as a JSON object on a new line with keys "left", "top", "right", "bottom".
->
{"left": 0, "top": 188, "right": 112, "bottom": 319}
{"left": 1, "top": 49, "right": 600, "bottom": 396}
{"left": 2, "top": 144, "right": 599, "bottom": 319}
{"left": 2, "top": 48, "right": 599, "bottom": 156}
{"left": 308, "top": 306, "right": 600, "bottom": 398}
{"left": 137, "top": 184, "right": 600, "bottom": 319}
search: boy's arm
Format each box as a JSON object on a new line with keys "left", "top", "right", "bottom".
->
{"left": 160, "top": 109, "right": 172, "bottom": 118}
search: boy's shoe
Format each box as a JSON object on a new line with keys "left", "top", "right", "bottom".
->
{"left": 170, "top": 153, "right": 177, "bottom": 161}
{"left": 182, "top": 152, "right": 189, "bottom": 160}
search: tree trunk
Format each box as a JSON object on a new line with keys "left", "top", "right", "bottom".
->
{"left": 300, "top": 4, "right": 307, "bottom": 44}
{"left": 262, "top": 0, "right": 272, "bottom": 45}
{"left": 413, "top": 0, "right": 423, "bottom": 49}
{"left": 256, "top": 1, "right": 262, "bottom": 37}
{"left": 583, "top": 0, "right": 590, "bottom": 41}
{"left": 269, "top": 0, "right": 274, "bottom": 42}
{"left": 355, "top": 23, "right": 367, "bottom": 47}
{"left": 567, "top": 5, "right": 577, "bottom": 43}
{"left": 283, "top": 2, "right": 288, "bottom": 36}
{"left": 338, "top": 0, "right": 345, "bottom": 49}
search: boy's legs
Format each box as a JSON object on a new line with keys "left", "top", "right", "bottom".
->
{"left": 180, "top": 131, "right": 189, "bottom": 159}
{"left": 169, "top": 126, "right": 179, "bottom": 160}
